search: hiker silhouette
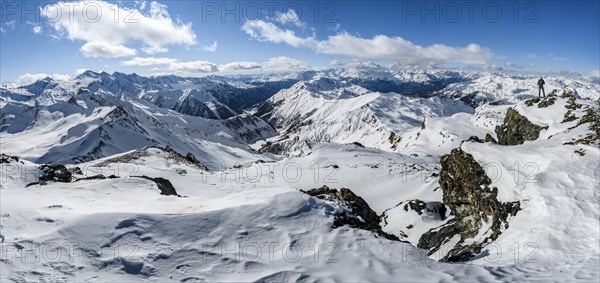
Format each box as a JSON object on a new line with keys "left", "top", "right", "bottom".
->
{"left": 537, "top": 77, "right": 546, "bottom": 98}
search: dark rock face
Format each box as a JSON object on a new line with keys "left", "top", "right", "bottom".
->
{"left": 402, "top": 200, "right": 448, "bottom": 221}
{"left": 495, "top": 108, "right": 548, "bottom": 145}
{"left": 0, "top": 154, "right": 19, "bottom": 164}
{"left": 135, "top": 176, "right": 181, "bottom": 197}
{"left": 258, "top": 141, "right": 285, "bottom": 155}
{"left": 565, "top": 106, "right": 600, "bottom": 145}
{"left": 39, "top": 164, "right": 72, "bottom": 183}
{"left": 185, "top": 153, "right": 199, "bottom": 164}
{"left": 484, "top": 133, "right": 497, "bottom": 143}
{"left": 418, "top": 148, "right": 520, "bottom": 262}
{"left": 302, "top": 186, "right": 399, "bottom": 240}
{"left": 537, "top": 96, "right": 556, "bottom": 108}
{"left": 465, "top": 135, "right": 484, "bottom": 143}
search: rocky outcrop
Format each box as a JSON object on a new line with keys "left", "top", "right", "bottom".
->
{"left": 565, "top": 106, "right": 600, "bottom": 145}
{"left": 465, "top": 135, "right": 484, "bottom": 143}
{"left": 537, "top": 96, "right": 556, "bottom": 108}
{"left": 484, "top": 133, "right": 497, "bottom": 143}
{"left": 495, "top": 108, "right": 548, "bottom": 145}
{"left": 134, "top": 176, "right": 181, "bottom": 197}
{"left": 0, "top": 154, "right": 20, "bottom": 164}
{"left": 95, "top": 146, "right": 209, "bottom": 171}
{"left": 402, "top": 200, "right": 447, "bottom": 221}
{"left": 302, "top": 186, "right": 399, "bottom": 240}
{"left": 418, "top": 148, "right": 520, "bottom": 262}
{"left": 39, "top": 164, "right": 72, "bottom": 183}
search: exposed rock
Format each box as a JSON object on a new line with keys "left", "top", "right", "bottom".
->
{"left": 484, "top": 133, "right": 497, "bottom": 143}
{"left": 495, "top": 108, "right": 548, "bottom": 145}
{"left": 564, "top": 106, "right": 600, "bottom": 145}
{"left": 465, "top": 136, "right": 484, "bottom": 143}
{"left": 258, "top": 141, "right": 285, "bottom": 155}
{"left": 537, "top": 95, "right": 556, "bottom": 108}
{"left": 388, "top": 132, "right": 401, "bottom": 150}
{"left": 74, "top": 174, "right": 107, "bottom": 181}
{"left": 352, "top": 142, "right": 364, "bottom": 148}
{"left": 185, "top": 153, "right": 199, "bottom": 164}
{"left": 565, "top": 95, "right": 582, "bottom": 110}
{"left": 134, "top": 175, "right": 181, "bottom": 197}
{"left": 524, "top": 97, "right": 540, "bottom": 107}
{"left": 418, "top": 148, "right": 520, "bottom": 262}
{"left": 0, "top": 154, "right": 20, "bottom": 164}
{"left": 73, "top": 174, "right": 118, "bottom": 182}
{"left": 562, "top": 110, "right": 577, "bottom": 123}
{"left": 39, "top": 164, "right": 72, "bottom": 183}
{"left": 69, "top": 167, "right": 83, "bottom": 175}
{"left": 302, "top": 186, "right": 399, "bottom": 241}
{"left": 560, "top": 90, "right": 574, "bottom": 98}
{"left": 95, "top": 146, "right": 209, "bottom": 171}
{"left": 402, "top": 200, "right": 448, "bottom": 221}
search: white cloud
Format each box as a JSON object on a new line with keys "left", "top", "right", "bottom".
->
{"left": 275, "top": 9, "right": 305, "bottom": 27}
{"left": 263, "top": 56, "right": 310, "bottom": 71}
{"left": 242, "top": 20, "right": 316, "bottom": 48}
{"left": 525, "top": 53, "right": 542, "bottom": 59}
{"left": 242, "top": 20, "right": 493, "bottom": 65}
{"left": 548, "top": 53, "right": 568, "bottom": 62}
{"left": 142, "top": 46, "right": 168, "bottom": 54}
{"left": 41, "top": 1, "right": 196, "bottom": 58}
{"left": 201, "top": 41, "right": 218, "bottom": 52}
{"left": 316, "top": 33, "right": 493, "bottom": 65}
{"left": 169, "top": 60, "right": 219, "bottom": 73}
{"left": 134, "top": 57, "right": 308, "bottom": 75}
{"left": 584, "top": 69, "right": 600, "bottom": 82}
{"left": 80, "top": 41, "right": 137, "bottom": 58}
{"left": 16, "top": 73, "right": 71, "bottom": 86}
{"left": 1, "top": 20, "right": 16, "bottom": 33}
{"left": 32, "top": 26, "right": 42, "bottom": 34}
{"left": 504, "top": 61, "right": 524, "bottom": 69}
{"left": 220, "top": 61, "right": 262, "bottom": 71}
{"left": 137, "top": 0, "right": 146, "bottom": 10}
{"left": 122, "top": 57, "right": 177, "bottom": 66}
{"left": 328, "top": 60, "right": 345, "bottom": 66}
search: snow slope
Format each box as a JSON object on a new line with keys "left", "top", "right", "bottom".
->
{"left": 1, "top": 69, "right": 599, "bottom": 281}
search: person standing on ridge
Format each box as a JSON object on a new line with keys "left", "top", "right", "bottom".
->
{"left": 537, "top": 77, "right": 546, "bottom": 97}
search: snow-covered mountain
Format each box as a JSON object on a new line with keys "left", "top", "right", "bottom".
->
{"left": 1, "top": 68, "right": 599, "bottom": 281}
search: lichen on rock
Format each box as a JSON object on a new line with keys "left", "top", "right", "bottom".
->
{"left": 495, "top": 108, "right": 548, "bottom": 145}
{"left": 564, "top": 106, "right": 600, "bottom": 145}
{"left": 417, "top": 148, "right": 520, "bottom": 262}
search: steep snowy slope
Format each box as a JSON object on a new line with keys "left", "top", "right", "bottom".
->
{"left": 436, "top": 72, "right": 600, "bottom": 106}
{"left": 0, "top": 91, "right": 276, "bottom": 164}
{"left": 381, "top": 92, "right": 599, "bottom": 266}
{"left": 255, "top": 76, "right": 473, "bottom": 155}
{"left": 1, "top": 69, "right": 599, "bottom": 282}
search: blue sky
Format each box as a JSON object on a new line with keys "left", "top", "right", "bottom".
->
{"left": 1, "top": 0, "right": 599, "bottom": 84}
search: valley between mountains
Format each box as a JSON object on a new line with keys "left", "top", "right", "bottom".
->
{"left": 1, "top": 67, "right": 599, "bottom": 282}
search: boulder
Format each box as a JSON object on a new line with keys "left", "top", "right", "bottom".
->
{"left": 302, "top": 186, "right": 399, "bottom": 240}
{"left": 495, "top": 108, "right": 548, "bottom": 145}
{"left": 135, "top": 175, "right": 181, "bottom": 197}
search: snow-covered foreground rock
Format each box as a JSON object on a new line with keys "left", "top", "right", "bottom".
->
{"left": 1, "top": 69, "right": 599, "bottom": 281}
